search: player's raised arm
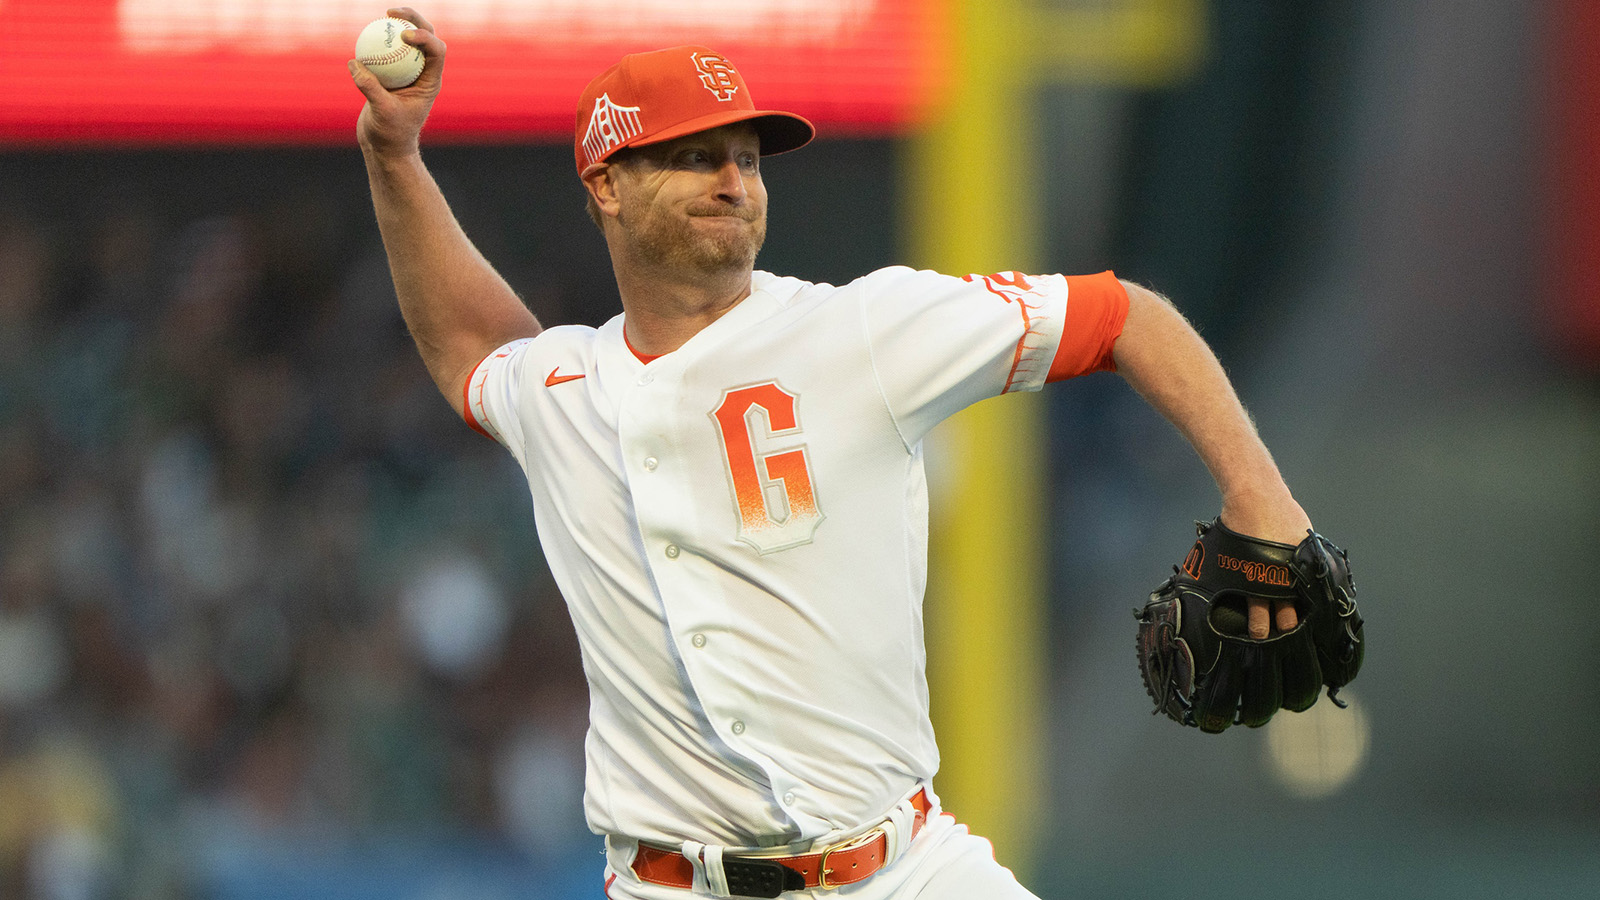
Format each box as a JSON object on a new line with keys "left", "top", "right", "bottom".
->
{"left": 349, "top": 7, "right": 540, "bottom": 417}
{"left": 1110, "top": 279, "right": 1311, "bottom": 635}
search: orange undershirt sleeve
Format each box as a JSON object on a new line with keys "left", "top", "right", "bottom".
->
{"left": 1047, "top": 270, "right": 1130, "bottom": 382}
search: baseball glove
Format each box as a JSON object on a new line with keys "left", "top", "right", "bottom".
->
{"left": 1134, "top": 518, "right": 1364, "bottom": 733}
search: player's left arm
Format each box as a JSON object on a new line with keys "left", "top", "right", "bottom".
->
{"left": 1110, "top": 279, "right": 1311, "bottom": 637}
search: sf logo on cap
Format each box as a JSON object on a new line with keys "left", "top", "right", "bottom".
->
{"left": 693, "top": 52, "right": 741, "bottom": 101}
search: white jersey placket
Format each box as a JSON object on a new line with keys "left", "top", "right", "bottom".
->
{"left": 613, "top": 341, "right": 785, "bottom": 809}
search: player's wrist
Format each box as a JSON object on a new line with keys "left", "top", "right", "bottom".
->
{"left": 360, "top": 138, "right": 426, "bottom": 171}
{"left": 1217, "top": 485, "right": 1311, "bottom": 544}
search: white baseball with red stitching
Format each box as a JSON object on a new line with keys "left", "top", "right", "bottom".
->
{"left": 354, "top": 17, "right": 425, "bottom": 90}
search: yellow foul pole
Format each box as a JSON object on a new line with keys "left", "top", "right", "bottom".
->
{"left": 904, "top": 0, "right": 1206, "bottom": 879}
{"left": 906, "top": 0, "right": 1047, "bottom": 873}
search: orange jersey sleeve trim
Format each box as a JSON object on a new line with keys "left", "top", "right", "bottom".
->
{"left": 462, "top": 350, "right": 496, "bottom": 440}
{"left": 1047, "top": 270, "right": 1130, "bottom": 382}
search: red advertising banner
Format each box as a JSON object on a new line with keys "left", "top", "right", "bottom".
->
{"left": 5, "top": 0, "right": 946, "bottom": 146}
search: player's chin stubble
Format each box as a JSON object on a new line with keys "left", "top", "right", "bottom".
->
{"left": 623, "top": 202, "right": 766, "bottom": 275}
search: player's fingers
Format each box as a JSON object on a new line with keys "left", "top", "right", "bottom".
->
{"left": 402, "top": 26, "right": 446, "bottom": 59}
{"left": 382, "top": 7, "right": 445, "bottom": 58}
{"left": 347, "top": 59, "right": 392, "bottom": 104}
{"left": 406, "top": 32, "right": 446, "bottom": 92}
{"left": 1274, "top": 598, "right": 1299, "bottom": 633}
{"left": 390, "top": 7, "right": 437, "bottom": 35}
{"left": 1247, "top": 596, "right": 1270, "bottom": 639}
{"left": 386, "top": 11, "right": 446, "bottom": 89}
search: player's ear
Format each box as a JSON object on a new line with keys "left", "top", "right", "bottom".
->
{"left": 581, "top": 162, "right": 625, "bottom": 220}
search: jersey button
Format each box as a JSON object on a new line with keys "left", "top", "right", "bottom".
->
{"left": 665, "top": 544, "right": 680, "bottom": 559}
{"left": 731, "top": 720, "right": 746, "bottom": 735}
{"left": 644, "top": 457, "right": 658, "bottom": 471}
{"left": 691, "top": 633, "right": 706, "bottom": 648}
{"left": 637, "top": 373, "right": 654, "bottom": 386}
{"left": 782, "top": 791, "right": 796, "bottom": 806}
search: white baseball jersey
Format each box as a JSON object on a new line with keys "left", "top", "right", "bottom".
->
{"left": 463, "top": 265, "right": 1127, "bottom": 852}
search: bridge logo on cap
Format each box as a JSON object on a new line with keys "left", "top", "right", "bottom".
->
{"left": 582, "top": 93, "right": 644, "bottom": 167}
{"left": 693, "top": 52, "right": 741, "bottom": 102}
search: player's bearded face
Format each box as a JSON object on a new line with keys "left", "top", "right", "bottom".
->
{"left": 614, "top": 126, "right": 767, "bottom": 273}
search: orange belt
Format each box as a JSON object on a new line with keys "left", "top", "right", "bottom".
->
{"left": 631, "top": 789, "right": 931, "bottom": 898}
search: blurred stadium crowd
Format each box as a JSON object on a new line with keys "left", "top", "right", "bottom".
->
{"left": 0, "top": 164, "right": 596, "bottom": 899}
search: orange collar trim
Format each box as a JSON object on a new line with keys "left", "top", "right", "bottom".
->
{"left": 623, "top": 329, "right": 663, "bottom": 365}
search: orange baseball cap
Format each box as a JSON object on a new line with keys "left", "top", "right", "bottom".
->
{"left": 575, "top": 46, "right": 815, "bottom": 174}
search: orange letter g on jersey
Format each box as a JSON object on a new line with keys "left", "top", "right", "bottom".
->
{"left": 711, "top": 382, "right": 823, "bottom": 554}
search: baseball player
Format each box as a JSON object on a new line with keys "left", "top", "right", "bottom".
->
{"left": 349, "top": 8, "right": 1313, "bottom": 898}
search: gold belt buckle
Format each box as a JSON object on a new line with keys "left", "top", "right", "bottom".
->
{"left": 817, "top": 825, "right": 886, "bottom": 890}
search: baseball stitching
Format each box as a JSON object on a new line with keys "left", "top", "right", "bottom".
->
{"left": 362, "top": 47, "right": 419, "bottom": 66}
{"left": 360, "top": 19, "right": 422, "bottom": 67}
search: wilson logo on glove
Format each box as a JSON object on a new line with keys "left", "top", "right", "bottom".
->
{"left": 1216, "top": 554, "right": 1293, "bottom": 586}
{"left": 1181, "top": 543, "right": 1204, "bottom": 578}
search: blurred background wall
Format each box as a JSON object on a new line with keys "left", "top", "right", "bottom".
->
{"left": 1038, "top": 1, "right": 1600, "bottom": 897}
{"left": 1, "top": 0, "right": 1597, "bottom": 898}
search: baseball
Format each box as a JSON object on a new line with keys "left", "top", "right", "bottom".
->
{"left": 354, "top": 17, "right": 425, "bottom": 90}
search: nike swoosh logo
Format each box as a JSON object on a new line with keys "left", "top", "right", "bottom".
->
{"left": 545, "top": 367, "right": 586, "bottom": 387}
